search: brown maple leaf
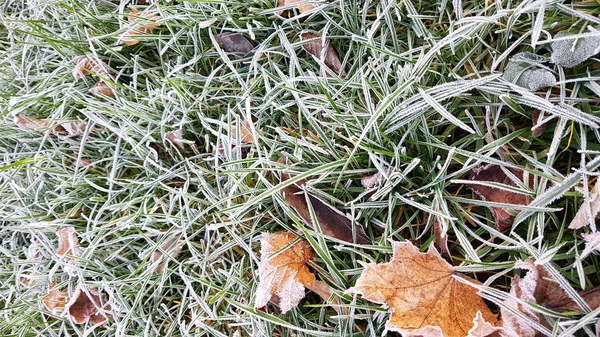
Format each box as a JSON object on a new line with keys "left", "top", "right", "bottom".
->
{"left": 42, "top": 281, "right": 69, "bottom": 314}
{"left": 346, "top": 240, "right": 497, "bottom": 337}
{"left": 300, "top": 33, "right": 346, "bottom": 78}
{"left": 277, "top": 158, "right": 370, "bottom": 244}
{"left": 64, "top": 286, "right": 112, "bottom": 325}
{"left": 468, "top": 164, "right": 533, "bottom": 231}
{"left": 254, "top": 232, "right": 316, "bottom": 313}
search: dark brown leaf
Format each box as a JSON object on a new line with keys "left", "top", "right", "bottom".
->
{"left": 300, "top": 33, "right": 346, "bottom": 78}
{"left": 64, "top": 286, "right": 112, "bottom": 325}
{"left": 215, "top": 33, "right": 255, "bottom": 55}
{"left": 468, "top": 164, "right": 533, "bottom": 231}
{"left": 277, "top": 158, "right": 370, "bottom": 244}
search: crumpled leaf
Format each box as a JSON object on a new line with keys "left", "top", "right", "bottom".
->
{"left": 42, "top": 281, "right": 69, "bottom": 314}
{"left": 72, "top": 56, "right": 110, "bottom": 78}
{"left": 14, "top": 115, "right": 49, "bottom": 131}
{"left": 54, "top": 122, "right": 88, "bottom": 137}
{"left": 152, "top": 236, "right": 182, "bottom": 274}
{"left": 277, "top": 158, "right": 370, "bottom": 244}
{"left": 551, "top": 30, "right": 600, "bottom": 68}
{"left": 64, "top": 286, "right": 112, "bottom": 325}
{"left": 468, "top": 164, "right": 533, "bottom": 231}
{"left": 216, "top": 120, "right": 254, "bottom": 159}
{"left": 254, "top": 232, "right": 316, "bottom": 313}
{"left": 467, "top": 311, "right": 504, "bottom": 337}
{"left": 165, "top": 129, "right": 195, "bottom": 149}
{"left": 15, "top": 116, "right": 87, "bottom": 136}
{"left": 121, "top": 8, "right": 160, "bottom": 45}
{"left": 361, "top": 168, "right": 392, "bottom": 189}
{"left": 301, "top": 33, "right": 346, "bottom": 78}
{"left": 346, "top": 240, "right": 498, "bottom": 337}
{"left": 581, "top": 232, "right": 600, "bottom": 259}
{"left": 214, "top": 33, "right": 255, "bottom": 56}
{"left": 90, "top": 81, "right": 115, "bottom": 98}
{"left": 278, "top": 0, "right": 315, "bottom": 14}
{"left": 502, "top": 53, "right": 555, "bottom": 91}
{"left": 569, "top": 179, "right": 600, "bottom": 229}
{"left": 57, "top": 227, "right": 82, "bottom": 274}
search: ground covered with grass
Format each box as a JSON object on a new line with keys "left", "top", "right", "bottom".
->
{"left": 1, "top": 0, "right": 600, "bottom": 336}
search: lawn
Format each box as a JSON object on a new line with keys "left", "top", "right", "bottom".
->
{"left": 1, "top": 0, "right": 600, "bottom": 336}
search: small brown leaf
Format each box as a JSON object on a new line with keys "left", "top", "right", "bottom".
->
{"left": 121, "top": 8, "right": 160, "bottom": 45}
{"left": 278, "top": 0, "right": 315, "bottom": 14}
{"left": 468, "top": 164, "right": 533, "bottom": 231}
{"left": 569, "top": 179, "right": 600, "bottom": 229}
{"left": 531, "top": 109, "right": 548, "bottom": 137}
{"left": 433, "top": 215, "right": 452, "bottom": 262}
{"left": 72, "top": 56, "right": 110, "bottom": 78}
{"left": 64, "top": 286, "right": 112, "bottom": 325}
{"left": 277, "top": 158, "right": 370, "bottom": 244}
{"left": 165, "top": 129, "right": 195, "bottom": 149}
{"left": 152, "top": 236, "right": 182, "bottom": 274}
{"left": 15, "top": 115, "right": 49, "bottom": 131}
{"left": 300, "top": 33, "right": 346, "bottom": 78}
{"left": 346, "top": 240, "right": 498, "bottom": 337}
{"left": 231, "top": 120, "right": 254, "bottom": 144}
{"left": 214, "top": 33, "right": 255, "bottom": 55}
{"left": 57, "top": 227, "right": 82, "bottom": 274}
{"left": 361, "top": 168, "right": 393, "bottom": 189}
{"left": 42, "top": 281, "right": 69, "bottom": 314}
{"left": 54, "top": 121, "right": 87, "bottom": 137}
{"left": 255, "top": 232, "right": 316, "bottom": 313}
{"left": 90, "top": 81, "right": 115, "bottom": 98}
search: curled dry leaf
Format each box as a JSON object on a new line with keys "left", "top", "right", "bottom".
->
{"left": 277, "top": 158, "right": 370, "bottom": 244}
{"left": 90, "top": 81, "right": 115, "bottom": 98}
{"left": 467, "top": 311, "right": 504, "bottom": 337}
{"left": 531, "top": 109, "right": 548, "bottom": 138}
{"left": 16, "top": 115, "right": 88, "bottom": 136}
{"left": 255, "top": 232, "right": 316, "bottom": 313}
{"left": 54, "top": 121, "right": 87, "bottom": 137}
{"left": 57, "top": 227, "right": 82, "bottom": 274}
{"left": 165, "top": 129, "right": 195, "bottom": 149}
{"left": 65, "top": 286, "right": 112, "bottom": 325}
{"left": 42, "top": 281, "right": 69, "bottom": 314}
{"left": 72, "top": 56, "right": 110, "bottom": 78}
{"left": 300, "top": 33, "right": 346, "bottom": 78}
{"left": 569, "top": 179, "right": 600, "bottom": 229}
{"left": 152, "top": 236, "right": 182, "bottom": 274}
{"left": 214, "top": 33, "right": 255, "bottom": 55}
{"left": 361, "top": 167, "right": 393, "bottom": 189}
{"left": 121, "top": 8, "right": 160, "bottom": 45}
{"left": 346, "top": 240, "right": 497, "bottom": 337}
{"left": 15, "top": 115, "right": 49, "bottom": 131}
{"left": 278, "top": 0, "right": 315, "bottom": 14}
{"left": 468, "top": 164, "right": 533, "bottom": 231}
{"left": 231, "top": 119, "right": 254, "bottom": 144}
{"left": 433, "top": 215, "right": 452, "bottom": 262}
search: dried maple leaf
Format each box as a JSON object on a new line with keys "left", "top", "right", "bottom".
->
{"left": 90, "top": 81, "right": 116, "bottom": 98}
{"left": 42, "top": 281, "right": 69, "bottom": 314}
{"left": 152, "top": 236, "right": 182, "bottom": 274}
{"left": 468, "top": 164, "right": 533, "bottom": 231}
{"left": 72, "top": 56, "right": 110, "bottom": 78}
{"left": 57, "top": 227, "right": 82, "bottom": 274}
{"left": 300, "top": 33, "right": 346, "bottom": 78}
{"left": 277, "top": 158, "right": 370, "bottom": 244}
{"left": 15, "top": 115, "right": 49, "bottom": 131}
{"left": 255, "top": 232, "right": 316, "bottom": 313}
{"left": 346, "top": 240, "right": 497, "bottom": 337}
{"left": 214, "top": 33, "right": 255, "bottom": 55}
{"left": 64, "top": 286, "right": 112, "bottom": 325}
{"left": 278, "top": 0, "right": 315, "bottom": 14}
{"left": 121, "top": 8, "right": 160, "bottom": 45}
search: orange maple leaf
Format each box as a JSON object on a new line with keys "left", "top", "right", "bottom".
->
{"left": 346, "top": 240, "right": 497, "bottom": 337}
{"left": 254, "top": 232, "right": 316, "bottom": 313}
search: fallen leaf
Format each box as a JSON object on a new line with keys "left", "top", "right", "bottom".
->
{"left": 531, "top": 109, "right": 548, "bottom": 137}
{"left": 214, "top": 33, "right": 255, "bottom": 55}
{"left": 165, "top": 129, "right": 195, "bottom": 149}
{"left": 72, "top": 56, "right": 110, "bottom": 78}
{"left": 15, "top": 115, "right": 49, "bottom": 131}
{"left": 42, "top": 281, "right": 69, "bottom": 314}
{"left": 551, "top": 30, "right": 600, "bottom": 68}
{"left": 278, "top": 0, "right": 315, "bottom": 14}
{"left": 231, "top": 120, "right": 254, "bottom": 144}
{"left": 502, "top": 53, "right": 555, "bottom": 91}
{"left": 57, "top": 227, "right": 82, "bottom": 274}
{"left": 346, "top": 240, "right": 497, "bottom": 337}
{"left": 468, "top": 164, "right": 533, "bottom": 231}
{"left": 300, "top": 33, "right": 346, "bottom": 78}
{"left": 569, "top": 179, "right": 600, "bottom": 229}
{"left": 433, "top": 215, "right": 452, "bottom": 262}
{"left": 467, "top": 311, "right": 504, "bottom": 337}
{"left": 121, "top": 8, "right": 160, "bottom": 45}
{"left": 76, "top": 158, "right": 93, "bottom": 168}
{"left": 90, "top": 81, "right": 115, "bottom": 98}
{"left": 254, "top": 232, "right": 316, "bottom": 313}
{"left": 361, "top": 168, "right": 393, "bottom": 189}
{"left": 152, "top": 236, "right": 182, "bottom": 274}
{"left": 277, "top": 158, "right": 370, "bottom": 244}
{"left": 54, "top": 121, "right": 87, "bottom": 137}
{"left": 64, "top": 286, "right": 112, "bottom": 325}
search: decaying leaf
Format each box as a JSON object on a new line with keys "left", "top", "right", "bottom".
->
{"left": 231, "top": 120, "right": 254, "bottom": 144}
{"left": 255, "top": 232, "right": 316, "bottom": 313}
{"left": 581, "top": 232, "right": 600, "bottom": 259}
{"left": 64, "top": 286, "right": 112, "bottom": 325}
{"left": 90, "top": 81, "right": 115, "bottom": 98}
{"left": 468, "top": 164, "right": 533, "bottom": 231}
{"left": 569, "top": 179, "right": 600, "bottom": 229}
{"left": 15, "top": 115, "right": 49, "bottom": 131}
{"left": 165, "top": 129, "right": 195, "bottom": 149}
{"left": 551, "top": 30, "right": 600, "bottom": 68}
{"left": 531, "top": 109, "right": 548, "bottom": 137}
{"left": 15, "top": 115, "right": 87, "bottom": 136}
{"left": 57, "top": 227, "right": 82, "bottom": 273}
{"left": 361, "top": 168, "right": 393, "bottom": 189}
{"left": 152, "top": 236, "right": 182, "bottom": 274}
{"left": 434, "top": 215, "right": 452, "bottom": 262}
{"left": 502, "top": 53, "right": 555, "bottom": 91}
{"left": 54, "top": 121, "right": 88, "bottom": 137}
{"left": 72, "top": 56, "right": 110, "bottom": 78}
{"left": 346, "top": 240, "right": 497, "bottom": 337}
{"left": 277, "top": 158, "right": 370, "bottom": 244}
{"left": 300, "top": 33, "right": 346, "bottom": 78}
{"left": 278, "top": 0, "right": 315, "bottom": 14}
{"left": 467, "top": 311, "right": 504, "bottom": 337}
{"left": 214, "top": 33, "right": 255, "bottom": 56}
{"left": 121, "top": 8, "right": 160, "bottom": 45}
{"left": 42, "top": 281, "right": 69, "bottom": 314}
